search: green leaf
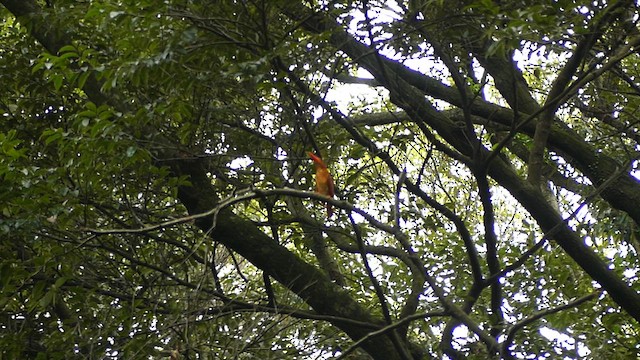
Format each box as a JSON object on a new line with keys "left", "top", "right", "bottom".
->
{"left": 126, "top": 146, "right": 136, "bottom": 157}
{"left": 59, "top": 45, "right": 77, "bottom": 54}
{"left": 77, "top": 70, "right": 91, "bottom": 89}
{"left": 52, "top": 74, "right": 64, "bottom": 90}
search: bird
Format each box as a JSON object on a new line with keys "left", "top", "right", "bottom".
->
{"left": 308, "top": 151, "right": 335, "bottom": 217}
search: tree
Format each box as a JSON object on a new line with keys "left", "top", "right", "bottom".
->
{"left": 1, "top": 0, "right": 639, "bottom": 358}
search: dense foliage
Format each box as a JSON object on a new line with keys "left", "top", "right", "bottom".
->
{"left": 1, "top": 0, "right": 640, "bottom": 359}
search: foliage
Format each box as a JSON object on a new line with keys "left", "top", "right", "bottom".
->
{"left": 1, "top": 0, "right": 640, "bottom": 359}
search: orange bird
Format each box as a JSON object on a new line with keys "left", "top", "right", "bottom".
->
{"left": 308, "top": 151, "right": 335, "bottom": 217}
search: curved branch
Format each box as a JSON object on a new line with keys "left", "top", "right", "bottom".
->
{"left": 348, "top": 211, "right": 414, "bottom": 360}
{"left": 336, "top": 311, "right": 448, "bottom": 360}
{"left": 501, "top": 292, "right": 600, "bottom": 359}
